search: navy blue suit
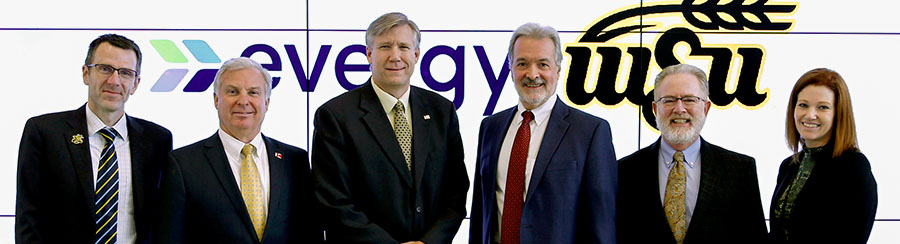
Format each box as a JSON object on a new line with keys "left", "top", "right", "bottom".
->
{"left": 469, "top": 99, "right": 618, "bottom": 244}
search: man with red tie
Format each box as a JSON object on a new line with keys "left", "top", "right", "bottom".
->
{"left": 469, "top": 22, "right": 618, "bottom": 244}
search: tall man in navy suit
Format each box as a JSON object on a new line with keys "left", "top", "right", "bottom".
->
{"left": 617, "top": 64, "right": 767, "bottom": 244}
{"left": 16, "top": 34, "right": 173, "bottom": 244}
{"left": 154, "top": 57, "right": 321, "bottom": 243}
{"left": 469, "top": 23, "right": 618, "bottom": 244}
{"left": 312, "top": 12, "right": 469, "bottom": 244}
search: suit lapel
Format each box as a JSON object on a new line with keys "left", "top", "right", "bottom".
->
{"left": 125, "top": 116, "right": 150, "bottom": 231}
{"left": 644, "top": 139, "right": 678, "bottom": 243}
{"left": 644, "top": 139, "right": 665, "bottom": 208}
{"left": 263, "top": 135, "right": 285, "bottom": 242}
{"left": 202, "top": 135, "right": 259, "bottom": 240}
{"left": 525, "top": 100, "right": 570, "bottom": 202}
{"left": 65, "top": 106, "right": 96, "bottom": 210}
{"left": 481, "top": 107, "right": 516, "bottom": 239}
{"left": 409, "top": 89, "right": 430, "bottom": 189}
{"left": 359, "top": 82, "right": 413, "bottom": 187}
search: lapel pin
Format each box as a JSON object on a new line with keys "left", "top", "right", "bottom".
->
{"left": 275, "top": 152, "right": 282, "bottom": 159}
{"left": 424, "top": 115, "right": 431, "bottom": 120}
{"left": 71, "top": 134, "right": 84, "bottom": 144}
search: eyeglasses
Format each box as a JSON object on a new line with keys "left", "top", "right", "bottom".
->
{"left": 86, "top": 64, "right": 139, "bottom": 80}
{"left": 656, "top": 96, "right": 706, "bottom": 108}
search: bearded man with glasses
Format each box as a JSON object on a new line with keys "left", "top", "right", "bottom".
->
{"left": 16, "top": 34, "right": 173, "bottom": 244}
{"left": 616, "top": 63, "right": 768, "bottom": 244}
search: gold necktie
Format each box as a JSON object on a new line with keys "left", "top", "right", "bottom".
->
{"left": 392, "top": 101, "right": 412, "bottom": 171}
{"left": 664, "top": 151, "right": 687, "bottom": 244}
{"left": 240, "top": 144, "right": 266, "bottom": 241}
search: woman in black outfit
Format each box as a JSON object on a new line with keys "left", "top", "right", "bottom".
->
{"left": 770, "top": 68, "right": 877, "bottom": 244}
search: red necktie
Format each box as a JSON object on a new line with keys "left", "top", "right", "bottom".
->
{"left": 501, "top": 110, "right": 533, "bottom": 244}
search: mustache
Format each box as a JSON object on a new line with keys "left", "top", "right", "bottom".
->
{"left": 522, "top": 77, "right": 545, "bottom": 85}
{"left": 666, "top": 114, "right": 692, "bottom": 121}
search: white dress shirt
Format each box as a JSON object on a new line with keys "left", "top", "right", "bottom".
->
{"left": 372, "top": 81, "right": 412, "bottom": 131}
{"left": 218, "top": 130, "right": 270, "bottom": 216}
{"left": 86, "top": 105, "right": 136, "bottom": 244}
{"left": 494, "top": 95, "right": 557, "bottom": 238}
{"left": 658, "top": 138, "right": 702, "bottom": 226}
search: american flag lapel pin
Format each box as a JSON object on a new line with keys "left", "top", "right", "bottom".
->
{"left": 275, "top": 152, "right": 282, "bottom": 159}
{"left": 424, "top": 115, "right": 431, "bottom": 120}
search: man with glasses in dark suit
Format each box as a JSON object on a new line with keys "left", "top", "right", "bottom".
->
{"left": 617, "top": 63, "right": 767, "bottom": 244}
{"left": 16, "top": 34, "right": 173, "bottom": 244}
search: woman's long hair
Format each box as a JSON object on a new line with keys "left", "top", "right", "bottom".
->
{"left": 785, "top": 68, "right": 859, "bottom": 158}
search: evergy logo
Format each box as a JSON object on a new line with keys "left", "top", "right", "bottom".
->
{"left": 147, "top": 39, "right": 515, "bottom": 115}
{"left": 149, "top": 40, "right": 223, "bottom": 92}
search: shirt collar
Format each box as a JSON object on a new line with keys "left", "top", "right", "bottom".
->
{"left": 372, "top": 79, "right": 411, "bottom": 116}
{"left": 217, "top": 129, "right": 264, "bottom": 157}
{"left": 86, "top": 104, "right": 129, "bottom": 140}
{"left": 516, "top": 94, "right": 557, "bottom": 126}
{"left": 660, "top": 137, "right": 701, "bottom": 168}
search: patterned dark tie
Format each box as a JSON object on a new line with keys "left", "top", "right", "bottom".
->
{"left": 95, "top": 128, "right": 118, "bottom": 244}
{"left": 500, "top": 110, "right": 533, "bottom": 244}
{"left": 392, "top": 101, "right": 412, "bottom": 171}
{"left": 664, "top": 151, "right": 687, "bottom": 244}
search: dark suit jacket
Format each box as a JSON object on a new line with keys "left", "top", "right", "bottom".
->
{"left": 153, "top": 133, "right": 322, "bottom": 244}
{"left": 769, "top": 144, "right": 877, "bottom": 244}
{"left": 311, "top": 81, "right": 469, "bottom": 244}
{"left": 16, "top": 105, "right": 172, "bottom": 244}
{"left": 617, "top": 138, "right": 767, "bottom": 244}
{"left": 469, "top": 100, "right": 618, "bottom": 244}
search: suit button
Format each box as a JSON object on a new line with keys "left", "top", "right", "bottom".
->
{"left": 416, "top": 206, "right": 422, "bottom": 213}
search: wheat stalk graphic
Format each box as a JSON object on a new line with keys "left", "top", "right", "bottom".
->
{"left": 580, "top": 0, "right": 797, "bottom": 42}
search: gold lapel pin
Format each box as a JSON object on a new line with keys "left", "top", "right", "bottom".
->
{"left": 71, "top": 134, "right": 84, "bottom": 144}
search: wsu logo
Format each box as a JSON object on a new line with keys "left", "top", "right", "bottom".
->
{"left": 563, "top": 0, "right": 798, "bottom": 129}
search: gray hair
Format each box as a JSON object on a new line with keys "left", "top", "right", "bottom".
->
{"left": 507, "top": 23, "right": 563, "bottom": 67}
{"left": 213, "top": 57, "right": 273, "bottom": 98}
{"left": 653, "top": 63, "right": 709, "bottom": 100}
{"left": 366, "top": 12, "right": 421, "bottom": 48}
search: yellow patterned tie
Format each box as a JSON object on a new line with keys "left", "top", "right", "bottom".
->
{"left": 392, "top": 101, "right": 412, "bottom": 171}
{"left": 664, "top": 151, "right": 687, "bottom": 244}
{"left": 240, "top": 144, "right": 266, "bottom": 241}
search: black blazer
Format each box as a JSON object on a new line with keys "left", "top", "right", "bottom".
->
{"left": 769, "top": 145, "right": 877, "bottom": 244}
{"left": 16, "top": 105, "right": 172, "bottom": 244}
{"left": 153, "top": 133, "right": 322, "bottom": 244}
{"left": 312, "top": 81, "right": 469, "bottom": 244}
{"left": 617, "top": 138, "right": 767, "bottom": 244}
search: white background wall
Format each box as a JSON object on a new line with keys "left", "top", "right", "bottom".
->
{"left": 1, "top": 0, "right": 897, "bottom": 242}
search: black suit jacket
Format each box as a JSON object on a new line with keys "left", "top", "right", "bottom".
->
{"left": 154, "top": 133, "right": 322, "bottom": 244}
{"left": 769, "top": 144, "right": 877, "bottom": 244}
{"left": 16, "top": 105, "right": 172, "bottom": 244}
{"left": 312, "top": 81, "right": 469, "bottom": 244}
{"left": 617, "top": 138, "right": 767, "bottom": 244}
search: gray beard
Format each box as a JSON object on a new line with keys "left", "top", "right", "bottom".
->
{"left": 658, "top": 115, "right": 705, "bottom": 145}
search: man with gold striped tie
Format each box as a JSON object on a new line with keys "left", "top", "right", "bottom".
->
{"left": 153, "top": 57, "right": 322, "bottom": 243}
{"left": 16, "top": 34, "right": 173, "bottom": 244}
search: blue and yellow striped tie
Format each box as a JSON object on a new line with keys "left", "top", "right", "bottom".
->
{"left": 95, "top": 128, "right": 118, "bottom": 244}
